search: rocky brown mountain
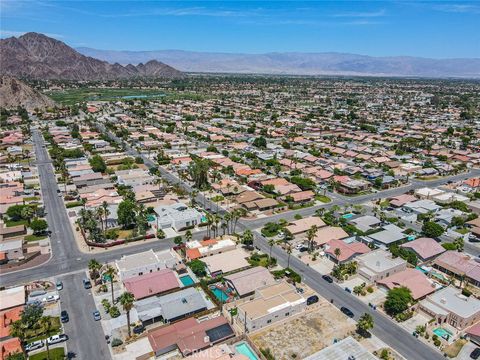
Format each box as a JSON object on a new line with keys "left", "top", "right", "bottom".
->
{"left": 0, "top": 32, "right": 183, "bottom": 80}
{"left": 0, "top": 76, "right": 56, "bottom": 110}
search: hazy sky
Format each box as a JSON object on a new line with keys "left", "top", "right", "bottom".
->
{"left": 1, "top": 1, "right": 479, "bottom": 58}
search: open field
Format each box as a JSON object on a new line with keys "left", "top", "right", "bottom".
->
{"left": 250, "top": 301, "right": 356, "bottom": 360}
{"left": 46, "top": 88, "right": 167, "bottom": 105}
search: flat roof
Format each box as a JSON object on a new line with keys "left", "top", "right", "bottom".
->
{"left": 224, "top": 266, "right": 275, "bottom": 296}
{"left": 304, "top": 336, "right": 376, "bottom": 360}
{"left": 358, "top": 249, "right": 406, "bottom": 272}
{"left": 427, "top": 286, "right": 480, "bottom": 319}
{"left": 203, "top": 248, "right": 250, "bottom": 274}
{"left": 0, "top": 286, "right": 25, "bottom": 311}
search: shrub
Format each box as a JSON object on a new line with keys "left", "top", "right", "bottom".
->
{"left": 157, "top": 229, "right": 166, "bottom": 239}
{"left": 433, "top": 339, "right": 441, "bottom": 347}
{"left": 109, "top": 305, "right": 120, "bottom": 318}
{"left": 462, "top": 288, "right": 472, "bottom": 297}
{"left": 111, "top": 338, "right": 123, "bottom": 347}
{"left": 101, "top": 299, "right": 111, "bottom": 312}
{"left": 367, "top": 286, "right": 374, "bottom": 293}
{"left": 66, "top": 201, "right": 83, "bottom": 208}
{"left": 105, "top": 229, "right": 119, "bottom": 240}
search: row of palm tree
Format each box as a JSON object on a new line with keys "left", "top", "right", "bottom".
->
{"left": 88, "top": 259, "right": 136, "bottom": 338}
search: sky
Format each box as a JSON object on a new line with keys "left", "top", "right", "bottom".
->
{"left": 1, "top": 1, "right": 479, "bottom": 58}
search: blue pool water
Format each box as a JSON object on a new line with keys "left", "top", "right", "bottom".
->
{"left": 433, "top": 327, "right": 453, "bottom": 340}
{"left": 179, "top": 275, "right": 194, "bottom": 286}
{"left": 211, "top": 287, "right": 230, "bottom": 303}
{"left": 342, "top": 213, "right": 354, "bottom": 219}
{"left": 235, "top": 342, "right": 258, "bottom": 360}
{"left": 147, "top": 214, "right": 156, "bottom": 222}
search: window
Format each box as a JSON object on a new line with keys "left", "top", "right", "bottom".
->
{"left": 267, "top": 320, "right": 271, "bottom": 324}
{"left": 285, "top": 312, "right": 290, "bottom": 316}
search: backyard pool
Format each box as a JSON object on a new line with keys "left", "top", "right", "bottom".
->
{"left": 210, "top": 285, "right": 235, "bottom": 303}
{"left": 433, "top": 327, "right": 453, "bottom": 340}
{"left": 147, "top": 214, "right": 156, "bottom": 222}
{"left": 342, "top": 213, "right": 354, "bottom": 219}
{"left": 179, "top": 275, "right": 195, "bottom": 286}
{"left": 235, "top": 342, "right": 258, "bottom": 360}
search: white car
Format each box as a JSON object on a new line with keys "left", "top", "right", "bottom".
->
{"left": 25, "top": 340, "right": 44, "bottom": 352}
{"left": 47, "top": 334, "right": 68, "bottom": 345}
{"left": 42, "top": 294, "right": 60, "bottom": 303}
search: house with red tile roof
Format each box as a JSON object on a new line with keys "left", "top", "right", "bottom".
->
{"left": 147, "top": 316, "right": 234, "bottom": 357}
{"left": 377, "top": 268, "right": 436, "bottom": 300}
{"left": 325, "top": 239, "right": 371, "bottom": 264}
{"left": 400, "top": 237, "right": 445, "bottom": 263}
{"left": 0, "top": 305, "right": 23, "bottom": 339}
{"left": 0, "top": 337, "right": 22, "bottom": 360}
{"left": 123, "top": 269, "right": 180, "bottom": 300}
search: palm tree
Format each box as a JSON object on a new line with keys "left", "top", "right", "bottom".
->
{"left": 9, "top": 321, "right": 27, "bottom": 358}
{"left": 118, "top": 292, "right": 135, "bottom": 338}
{"left": 334, "top": 248, "right": 341, "bottom": 263}
{"left": 21, "top": 206, "right": 34, "bottom": 225}
{"left": 38, "top": 317, "right": 53, "bottom": 360}
{"left": 306, "top": 225, "right": 318, "bottom": 252}
{"left": 104, "top": 265, "right": 117, "bottom": 304}
{"left": 96, "top": 207, "right": 105, "bottom": 236}
{"left": 286, "top": 244, "right": 292, "bottom": 268}
{"left": 268, "top": 238, "right": 275, "bottom": 266}
{"left": 102, "top": 201, "right": 110, "bottom": 232}
{"left": 241, "top": 229, "right": 254, "bottom": 246}
{"left": 185, "top": 230, "right": 192, "bottom": 242}
{"left": 357, "top": 312, "right": 374, "bottom": 336}
{"left": 88, "top": 258, "right": 102, "bottom": 280}
{"left": 223, "top": 213, "right": 232, "bottom": 234}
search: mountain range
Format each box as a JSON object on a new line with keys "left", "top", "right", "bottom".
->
{"left": 0, "top": 76, "right": 56, "bottom": 110}
{"left": 0, "top": 32, "right": 183, "bottom": 80}
{"left": 77, "top": 47, "right": 480, "bottom": 78}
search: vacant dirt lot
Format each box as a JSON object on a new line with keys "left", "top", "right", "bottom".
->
{"left": 250, "top": 301, "right": 356, "bottom": 359}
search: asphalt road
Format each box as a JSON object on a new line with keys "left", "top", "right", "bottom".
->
{"left": 58, "top": 272, "right": 110, "bottom": 360}
{"left": 252, "top": 230, "right": 445, "bottom": 360}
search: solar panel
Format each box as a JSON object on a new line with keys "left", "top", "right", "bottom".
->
{"left": 205, "top": 323, "right": 234, "bottom": 342}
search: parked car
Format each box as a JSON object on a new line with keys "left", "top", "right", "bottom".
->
{"left": 471, "top": 348, "right": 480, "bottom": 360}
{"left": 83, "top": 279, "right": 92, "bottom": 289}
{"left": 306, "top": 295, "right": 319, "bottom": 305}
{"left": 25, "top": 340, "right": 44, "bottom": 352}
{"left": 60, "top": 310, "right": 69, "bottom": 323}
{"left": 340, "top": 307, "right": 354, "bottom": 318}
{"left": 322, "top": 275, "right": 333, "bottom": 283}
{"left": 47, "top": 334, "right": 68, "bottom": 345}
{"left": 56, "top": 281, "right": 63, "bottom": 291}
{"left": 133, "top": 325, "right": 145, "bottom": 335}
{"left": 42, "top": 294, "right": 60, "bottom": 303}
{"left": 93, "top": 310, "right": 101, "bottom": 321}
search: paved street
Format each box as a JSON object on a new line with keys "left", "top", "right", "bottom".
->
{"left": 58, "top": 272, "right": 110, "bottom": 360}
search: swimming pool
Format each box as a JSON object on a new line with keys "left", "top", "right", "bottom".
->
{"left": 179, "top": 275, "right": 194, "bottom": 286}
{"left": 433, "top": 327, "right": 453, "bottom": 340}
{"left": 211, "top": 287, "right": 230, "bottom": 303}
{"left": 147, "top": 214, "right": 156, "bottom": 222}
{"left": 235, "top": 342, "right": 258, "bottom": 360}
{"left": 342, "top": 213, "right": 354, "bottom": 219}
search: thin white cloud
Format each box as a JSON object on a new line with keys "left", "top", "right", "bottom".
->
{"left": 433, "top": 4, "right": 480, "bottom": 14}
{"left": 332, "top": 9, "right": 386, "bottom": 18}
{"left": 0, "top": 29, "right": 64, "bottom": 39}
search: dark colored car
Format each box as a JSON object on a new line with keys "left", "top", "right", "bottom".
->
{"left": 322, "top": 275, "right": 333, "bottom": 283}
{"left": 470, "top": 348, "right": 480, "bottom": 359}
{"left": 83, "top": 279, "right": 92, "bottom": 289}
{"left": 60, "top": 310, "right": 69, "bottom": 323}
{"left": 306, "top": 295, "right": 319, "bottom": 305}
{"left": 340, "top": 307, "right": 354, "bottom": 318}
{"left": 133, "top": 325, "right": 145, "bottom": 335}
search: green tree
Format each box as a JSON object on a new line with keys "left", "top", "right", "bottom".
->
{"left": 88, "top": 258, "right": 102, "bottom": 280}
{"left": 9, "top": 321, "right": 27, "bottom": 359}
{"left": 384, "top": 287, "right": 413, "bottom": 316}
{"left": 89, "top": 155, "right": 107, "bottom": 173}
{"left": 104, "top": 265, "right": 117, "bottom": 304}
{"left": 357, "top": 312, "right": 374, "bottom": 336}
{"left": 117, "top": 200, "right": 136, "bottom": 229}
{"left": 38, "top": 316, "right": 53, "bottom": 360}
{"left": 20, "top": 206, "right": 34, "bottom": 224}
{"left": 118, "top": 292, "right": 135, "bottom": 338}
{"left": 6, "top": 205, "right": 26, "bottom": 221}
{"left": 252, "top": 136, "right": 267, "bottom": 148}
{"left": 241, "top": 229, "right": 254, "bottom": 246}
{"left": 30, "top": 218, "right": 48, "bottom": 234}
{"left": 188, "top": 158, "right": 210, "bottom": 190}
{"left": 422, "top": 221, "right": 444, "bottom": 238}
{"left": 188, "top": 259, "right": 207, "bottom": 277}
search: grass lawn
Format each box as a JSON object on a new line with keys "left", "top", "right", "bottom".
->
{"left": 25, "top": 234, "right": 48, "bottom": 242}
{"left": 29, "top": 347, "right": 65, "bottom": 360}
{"left": 25, "top": 317, "right": 61, "bottom": 342}
{"left": 443, "top": 339, "right": 467, "bottom": 358}
{"left": 456, "top": 228, "right": 469, "bottom": 235}
{"left": 117, "top": 229, "right": 134, "bottom": 239}
{"left": 315, "top": 195, "right": 331, "bottom": 203}
{"left": 5, "top": 219, "right": 28, "bottom": 227}
{"left": 248, "top": 253, "right": 273, "bottom": 268}
{"left": 23, "top": 196, "right": 40, "bottom": 202}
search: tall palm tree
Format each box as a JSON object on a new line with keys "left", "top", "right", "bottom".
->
{"left": 101, "top": 201, "right": 110, "bottom": 232}
{"left": 118, "top": 292, "right": 135, "bottom": 338}
{"left": 306, "top": 225, "right": 318, "bottom": 252}
{"left": 104, "top": 265, "right": 117, "bottom": 304}
{"left": 21, "top": 206, "right": 34, "bottom": 225}
{"left": 286, "top": 244, "right": 292, "bottom": 268}
{"left": 268, "top": 238, "right": 275, "bottom": 267}
{"left": 38, "top": 317, "right": 53, "bottom": 360}
{"left": 334, "top": 248, "right": 341, "bottom": 263}
{"left": 223, "top": 213, "right": 232, "bottom": 234}
{"left": 88, "top": 258, "right": 102, "bottom": 280}
{"left": 96, "top": 207, "right": 105, "bottom": 237}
